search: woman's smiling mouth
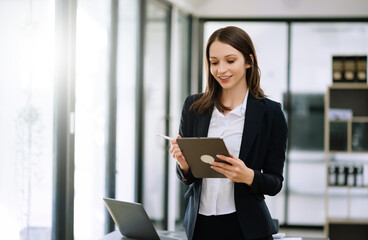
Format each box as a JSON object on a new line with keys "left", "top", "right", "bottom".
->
{"left": 218, "top": 75, "right": 232, "bottom": 82}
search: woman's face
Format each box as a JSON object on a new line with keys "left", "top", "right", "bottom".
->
{"left": 209, "top": 40, "right": 249, "bottom": 92}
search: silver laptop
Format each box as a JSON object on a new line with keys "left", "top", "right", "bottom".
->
{"left": 103, "top": 198, "right": 185, "bottom": 240}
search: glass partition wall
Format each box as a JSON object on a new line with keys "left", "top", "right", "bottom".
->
{"left": 289, "top": 23, "right": 368, "bottom": 225}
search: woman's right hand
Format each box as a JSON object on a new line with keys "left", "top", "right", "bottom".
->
{"left": 169, "top": 135, "right": 189, "bottom": 174}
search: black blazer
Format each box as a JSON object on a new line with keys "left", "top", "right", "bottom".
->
{"left": 176, "top": 93, "right": 288, "bottom": 240}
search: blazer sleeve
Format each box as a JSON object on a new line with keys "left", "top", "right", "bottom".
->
{"left": 249, "top": 102, "right": 288, "bottom": 196}
{"left": 175, "top": 95, "right": 197, "bottom": 185}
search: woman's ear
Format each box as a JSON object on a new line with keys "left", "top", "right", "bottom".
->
{"left": 249, "top": 54, "right": 254, "bottom": 63}
{"left": 246, "top": 54, "right": 254, "bottom": 69}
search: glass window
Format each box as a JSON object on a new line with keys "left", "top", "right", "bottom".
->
{"left": 74, "top": 0, "right": 110, "bottom": 239}
{"left": 115, "top": 0, "right": 138, "bottom": 204}
{"left": 0, "top": 0, "right": 54, "bottom": 239}
{"left": 143, "top": 0, "right": 171, "bottom": 229}
{"left": 177, "top": 12, "right": 191, "bottom": 102}
{"left": 169, "top": 10, "right": 191, "bottom": 230}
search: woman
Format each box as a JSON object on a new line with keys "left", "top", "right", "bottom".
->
{"left": 169, "top": 26, "right": 288, "bottom": 240}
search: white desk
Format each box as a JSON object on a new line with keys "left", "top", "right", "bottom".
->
{"left": 100, "top": 230, "right": 187, "bottom": 240}
{"left": 100, "top": 230, "right": 330, "bottom": 240}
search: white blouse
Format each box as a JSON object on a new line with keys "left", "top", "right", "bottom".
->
{"left": 198, "top": 90, "right": 248, "bottom": 216}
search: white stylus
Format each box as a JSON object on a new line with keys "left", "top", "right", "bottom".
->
{"left": 156, "top": 133, "right": 175, "bottom": 141}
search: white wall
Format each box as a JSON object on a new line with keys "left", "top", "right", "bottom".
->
{"left": 168, "top": 0, "right": 368, "bottom": 18}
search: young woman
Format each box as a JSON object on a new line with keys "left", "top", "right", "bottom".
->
{"left": 169, "top": 26, "right": 288, "bottom": 240}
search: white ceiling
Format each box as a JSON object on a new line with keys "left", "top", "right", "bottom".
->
{"left": 169, "top": 0, "right": 368, "bottom": 18}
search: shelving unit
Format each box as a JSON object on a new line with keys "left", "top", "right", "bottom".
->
{"left": 324, "top": 84, "right": 368, "bottom": 239}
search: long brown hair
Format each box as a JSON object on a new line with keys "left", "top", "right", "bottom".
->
{"left": 190, "top": 26, "right": 265, "bottom": 114}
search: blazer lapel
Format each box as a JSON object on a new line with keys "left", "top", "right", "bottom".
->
{"left": 196, "top": 110, "right": 212, "bottom": 137}
{"left": 239, "top": 95, "right": 266, "bottom": 161}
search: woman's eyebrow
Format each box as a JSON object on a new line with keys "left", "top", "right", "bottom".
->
{"left": 209, "top": 54, "right": 237, "bottom": 59}
{"left": 225, "top": 54, "right": 237, "bottom": 57}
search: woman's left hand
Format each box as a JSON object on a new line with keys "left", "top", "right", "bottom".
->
{"left": 211, "top": 154, "right": 254, "bottom": 186}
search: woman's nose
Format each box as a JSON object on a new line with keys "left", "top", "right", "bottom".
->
{"left": 217, "top": 62, "right": 227, "bottom": 73}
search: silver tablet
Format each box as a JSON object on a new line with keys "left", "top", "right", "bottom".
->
{"left": 176, "top": 137, "right": 230, "bottom": 178}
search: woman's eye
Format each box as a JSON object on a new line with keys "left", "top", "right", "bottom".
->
{"left": 227, "top": 60, "right": 235, "bottom": 64}
{"left": 211, "top": 62, "right": 218, "bottom": 65}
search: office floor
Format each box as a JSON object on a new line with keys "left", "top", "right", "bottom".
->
{"left": 279, "top": 227, "right": 326, "bottom": 238}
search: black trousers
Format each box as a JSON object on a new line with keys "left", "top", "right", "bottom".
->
{"left": 193, "top": 213, "right": 273, "bottom": 240}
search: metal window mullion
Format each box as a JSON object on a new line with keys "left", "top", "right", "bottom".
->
{"left": 163, "top": 5, "right": 172, "bottom": 230}
{"left": 104, "top": 0, "right": 119, "bottom": 234}
{"left": 186, "top": 15, "right": 193, "bottom": 98}
{"left": 135, "top": 0, "right": 147, "bottom": 204}
{"left": 52, "top": 0, "right": 77, "bottom": 239}
{"left": 197, "top": 19, "right": 204, "bottom": 93}
{"left": 283, "top": 21, "right": 292, "bottom": 227}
